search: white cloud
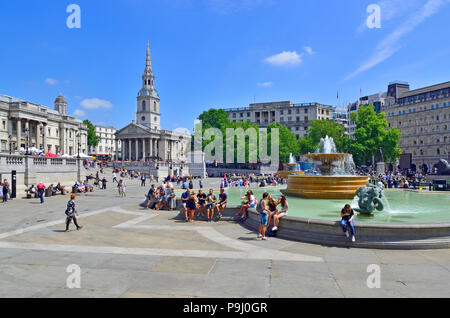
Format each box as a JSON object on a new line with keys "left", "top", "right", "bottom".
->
{"left": 45, "top": 78, "right": 58, "bottom": 85}
{"left": 73, "top": 109, "right": 85, "bottom": 117}
{"left": 346, "top": 0, "right": 449, "bottom": 80}
{"left": 257, "top": 81, "right": 274, "bottom": 87}
{"left": 303, "top": 46, "right": 315, "bottom": 55}
{"left": 80, "top": 98, "right": 114, "bottom": 109}
{"left": 264, "top": 51, "right": 303, "bottom": 66}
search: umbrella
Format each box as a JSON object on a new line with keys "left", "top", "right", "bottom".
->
{"left": 45, "top": 152, "right": 58, "bottom": 158}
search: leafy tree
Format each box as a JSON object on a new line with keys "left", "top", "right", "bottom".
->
{"left": 83, "top": 120, "right": 100, "bottom": 149}
{"left": 349, "top": 104, "right": 402, "bottom": 166}
{"left": 298, "top": 120, "right": 350, "bottom": 154}
{"left": 267, "top": 122, "right": 300, "bottom": 163}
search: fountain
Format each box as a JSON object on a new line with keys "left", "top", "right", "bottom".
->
{"left": 281, "top": 136, "right": 369, "bottom": 199}
{"left": 278, "top": 153, "right": 305, "bottom": 178}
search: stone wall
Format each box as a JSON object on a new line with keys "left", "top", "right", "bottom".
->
{"left": 0, "top": 154, "right": 83, "bottom": 192}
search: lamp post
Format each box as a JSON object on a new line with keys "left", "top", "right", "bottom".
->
{"left": 77, "top": 133, "right": 81, "bottom": 159}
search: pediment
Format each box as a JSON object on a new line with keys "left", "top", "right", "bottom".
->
{"left": 116, "top": 123, "right": 150, "bottom": 136}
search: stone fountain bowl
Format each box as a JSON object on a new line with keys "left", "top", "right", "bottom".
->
{"left": 281, "top": 175, "right": 369, "bottom": 199}
{"left": 304, "top": 153, "right": 350, "bottom": 165}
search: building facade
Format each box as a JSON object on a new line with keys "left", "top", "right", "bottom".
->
{"left": 382, "top": 81, "right": 450, "bottom": 170}
{"left": 115, "top": 43, "right": 191, "bottom": 162}
{"left": 347, "top": 92, "right": 389, "bottom": 137}
{"left": 0, "top": 94, "right": 88, "bottom": 155}
{"left": 225, "top": 101, "right": 333, "bottom": 138}
{"left": 88, "top": 125, "right": 121, "bottom": 158}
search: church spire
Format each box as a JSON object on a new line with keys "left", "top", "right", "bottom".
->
{"left": 145, "top": 40, "right": 152, "bottom": 74}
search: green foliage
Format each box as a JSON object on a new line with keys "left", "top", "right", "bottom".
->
{"left": 197, "top": 109, "right": 300, "bottom": 163}
{"left": 349, "top": 104, "right": 402, "bottom": 166}
{"left": 267, "top": 122, "right": 300, "bottom": 164}
{"left": 298, "top": 120, "right": 350, "bottom": 154}
{"left": 83, "top": 120, "right": 100, "bottom": 148}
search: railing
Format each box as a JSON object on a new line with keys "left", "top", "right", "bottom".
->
{"left": 51, "top": 158, "right": 63, "bottom": 165}
{"left": 5, "top": 156, "right": 24, "bottom": 165}
{"left": 33, "top": 157, "right": 48, "bottom": 165}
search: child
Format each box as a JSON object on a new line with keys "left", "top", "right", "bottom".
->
{"left": 340, "top": 204, "right": 356, "bottom": 242}
{"left": 256, "top": 192, "right": 270, "bottom": 241}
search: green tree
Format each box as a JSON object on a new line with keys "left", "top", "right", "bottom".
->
{"left": 298, "top": 120, "right": 350, "bottom": 154}
{"left": 349, "top": 104, "right": 402, "bottom": 166}
{"left": 267, "top": 122, "right": 300, "bottom": 163}
{"left": 197, "top": 109, "right": 260, "bottom": 163}
{"left": 83, "top": 120, "right": 100, "bottom": 149}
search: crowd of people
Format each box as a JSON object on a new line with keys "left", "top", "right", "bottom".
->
{"left": 369, "top": 170, "right": 430, "bottom": 189}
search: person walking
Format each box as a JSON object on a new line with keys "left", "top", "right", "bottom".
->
{"left": 141, "top": 174, "right": 146, "bottom": 187}
{"left": 65, "top": 194, "right": 83, "bottom": 232}
{"left": 2, "top": 179, "right": 9, "bottom": 203}
{"left": 101, "top": 177, "right": 107, "bottom": 190}
{"left": 120, "top": 179, "right": 126, "bottom": 198}
{"left": 37, "top": 183, "right": 45, "bottom": 204}
{"left": 112, "top": 172, "right": 118, "bottom": 184}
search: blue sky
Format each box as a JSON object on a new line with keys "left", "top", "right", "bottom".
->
{"left": 0, "top": 0, "right": 449, "bottom": 132}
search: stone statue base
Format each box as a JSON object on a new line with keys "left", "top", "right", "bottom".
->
{"left": 376, "top": 162, "right": 385, "bottom": 175}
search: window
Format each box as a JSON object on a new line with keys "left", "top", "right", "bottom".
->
{"left": 142, "top": 100, "right": 146, "bottom": 111}
{"left": 141, "top": 116, "right": 146, "bottom": 121}
{"left": 232, "top": 113, "right": 236, "bottom": 118}
{"left": 304, "top": 109, "right": 308, "bottom": 114}
{"left": 280, "top": 110, "right": 284, "bottom": 115}
{"left": 2, "top": 121, "right": 5, "bottom": 130}
{"left": 247, "top": 112, "right": 250, "bottom": 117}
{"left": 288, "top": 110, "right": 292, "bottom": 115}
{"left": 154, "top": 102, "right": 157, "bottom": 112}
{"left": 1, "top": 141, "right": 6, "bottom": 151}
{"left": 240, "top": 113, "right": 243, "bottom": 118}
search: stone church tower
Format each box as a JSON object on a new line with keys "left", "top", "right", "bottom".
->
{"left": 136, "top": 41, "right": 161, "bottom": 130}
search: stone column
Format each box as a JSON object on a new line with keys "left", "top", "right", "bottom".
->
{"left": 25, "top": 120, "right": 30, "bottom": 149}
{"left": 16, "top": 119, "right": 22, "bottom": 150}
{"left": 43, "top": 123, "right": 47, "bottom": 152}
{"left": 135, "top": 138, "right": 139, "bottom": 160}
{"left": 142, "top": 139, "right": 146, "bottom": 160}
{"left": 128, "top": 139, "right": 132, "bottom": 161}
{"left": 115, "top": 139, "right": 119, "bottom": 161}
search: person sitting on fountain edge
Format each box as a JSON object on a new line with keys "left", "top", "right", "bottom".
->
{"left": 340, "top": 204, "right": 356, "bottom": 242}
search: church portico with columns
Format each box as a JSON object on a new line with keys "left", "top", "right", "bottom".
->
{"left": 115, "top": 42, "right": 194, "bottom": 175}
{"left": 116, "top": 122, "right": 189, "bottom": 162}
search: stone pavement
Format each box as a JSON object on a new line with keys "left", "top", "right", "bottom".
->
{"left": 0, "top": 175, "right": 449, "bottom": 298}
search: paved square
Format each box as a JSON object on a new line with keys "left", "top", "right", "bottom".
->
{"left": 1, "top": 173, "right": 449, "bottom": 298}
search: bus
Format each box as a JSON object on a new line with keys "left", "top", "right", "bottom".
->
{"left": 90, "top": 154, "right": 112, "bottom": 162}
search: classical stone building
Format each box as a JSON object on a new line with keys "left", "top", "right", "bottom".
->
{"left": 0, "top": 94, "right": 88, "bottom": 155}
{"left": 224, "top": 101, "right": 333, "bottom": 138}
{"left": 382, "top": 81, "right": 450, "bottom": 170}
{"left": 88, "top": 125, "right": 121, "bottom": 158}
{"left": 115, "top": 43, "right": 191, "bottom": 162}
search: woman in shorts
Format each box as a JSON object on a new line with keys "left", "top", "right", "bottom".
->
{"left": 256, "top": 192, "right": 270, "bottom": 241}
{"left": 236, "top": 190, "right": 257, "bottom": 221}
{"left": 186, "top": 191, "right": 198, "bottom": 223}
{"left": 271, "top": 195, "right": 288, "bottom": 232}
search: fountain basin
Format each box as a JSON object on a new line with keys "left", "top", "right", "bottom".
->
{"left": 281, "top": 175, "right": 369, "bottom": 199}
